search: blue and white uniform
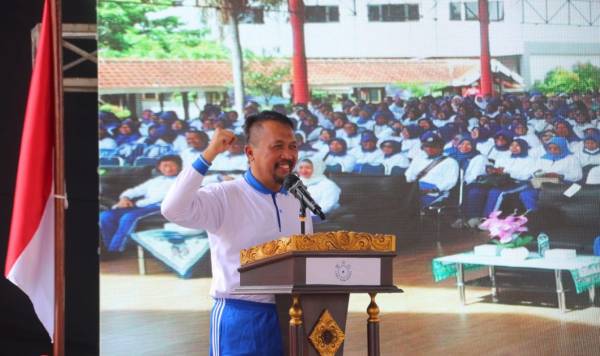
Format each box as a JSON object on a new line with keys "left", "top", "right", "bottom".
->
{"left": 100, "top": 175, "right": 177, "bottom": 252}
{"left": 482, "top": 139, "right": 539, "bottom": 217}
{"left": 534, "top": 137, "right": 583, "bottom": 182}
{"left": 405, "top": 154, "right": 459, "bottom": 206}
{"left": 162, "top": 158, "right": 313, "bottom": 356}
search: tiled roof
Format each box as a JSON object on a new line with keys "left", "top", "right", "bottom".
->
{"left": 98, "top": 58, "right": 485, "bottom": 92}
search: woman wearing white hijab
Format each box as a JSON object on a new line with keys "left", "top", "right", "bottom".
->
{"left": 297, "top": 158, "right": 341, "bottom": 214}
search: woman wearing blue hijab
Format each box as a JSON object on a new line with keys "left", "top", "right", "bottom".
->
{"left": 574, "top": 131, "right": 600, "bottom": 168}
{"left": 534, "top": 136, "right": 583, "bottom": 183}
{"left": 482, "top": 138, "right": 538, "bottom": 217}
{"left": 114, "top": 119, "right": 141, "bottom": 146}
{"left": 322, "top": 138, "right": 356, "bottom": 173}
{"left": 449, "top": 137, "right": 490, "bottom": 228}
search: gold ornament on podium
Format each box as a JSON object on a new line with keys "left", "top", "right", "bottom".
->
{"left": 308, "top": 309, "right": 345, "bottom": 356}
{"left": 240, "top": 231, "right": 395, "bottom": 266}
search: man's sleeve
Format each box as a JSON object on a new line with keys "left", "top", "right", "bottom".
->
{"left": 161, "top": 157, "right": 225, "bottom": 232}
{"left": 120, "top": 179, "right": 152, "bottom": 200}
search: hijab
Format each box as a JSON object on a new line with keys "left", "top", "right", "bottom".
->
{"left": 380, "top": 140, "right": 402, "bottom": 158}
{"left": 448, "top": 137, "right": 480, "bottom": 170}
{"left": 583, "top": 133, "right": 600, "bottom": 155}
{"left": 493, "top": 129, "right": 513, "bottom": 151}
{"left": 541, "top": 136, "right": 572, "bottom": 161}
{"left": 299, "top": 158, "right": 327, "bottom": 186}
{"left": 511, "top": 138, "right": 529, "bottom": 158}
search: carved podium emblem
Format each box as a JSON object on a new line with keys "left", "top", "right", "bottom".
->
{"left": 335, "top": 261, "right": 352, "bottom": 282}
{"left": 308, "top": 309, "right": 345, "bottom": 356}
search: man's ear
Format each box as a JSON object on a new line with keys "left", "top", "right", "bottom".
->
{"left": 245, "top": 144, "right": 253, "bottom": 162}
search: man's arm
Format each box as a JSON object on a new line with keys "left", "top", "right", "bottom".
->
{"left": 161, "top": 128, "right": 236, "bottom": 232}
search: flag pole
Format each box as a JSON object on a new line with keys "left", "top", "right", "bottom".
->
{"left": 49, "top": 0, "right": 65, "bottom": 355}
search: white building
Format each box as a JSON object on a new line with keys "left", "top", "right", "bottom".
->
{"left": 219, "top": 0, "right": 600, "bottom": 87}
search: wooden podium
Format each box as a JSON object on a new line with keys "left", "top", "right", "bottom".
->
{"left": 235, "top": 231, "right": 402, "bottom": 356}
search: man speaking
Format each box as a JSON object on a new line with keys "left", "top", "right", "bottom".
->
{"left": 161, "top": 111, "right": 312, "bottom": 355}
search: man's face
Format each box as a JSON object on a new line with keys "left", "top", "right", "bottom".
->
{"left": 329, "top": 140, "right": 344, "bottom": 154}
{"left": 298, "top": 161, "right": 313, "bottom": 179}
{"left": 457, "top": 140, "right": 473, "bottom": 154}
{"left": 246, "top": 121, "right": 297, "bottom": 189}
{"left": 471, "top": 128, "right": 480, "bottom": 140}
{"left": 423, "top": 145, "right": 442, "bottom": 158}
{"left": 584, "top": 139, "right": 599, "bottom": 151}
{"left": 158, "top": 161, "right": 180, "bottom": 177}
{"left": 375, "top": 115, "right": 387, "bottom": 125}
{"left": 186, "top": 132, "right": 206, "bottom": 150}
{"left": 515, "top": 124, "right": 527, "bottom": 136}
{"left": 359, "top": 110, "right": 370, "bottom": 119}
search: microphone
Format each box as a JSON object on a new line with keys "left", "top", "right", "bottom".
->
{"left": 283, "top": 174, "right": 326, "bottom": 220}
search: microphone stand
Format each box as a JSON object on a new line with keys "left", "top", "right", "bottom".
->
{"left": 299, "top": 200, "right": 307, "bottom": 235}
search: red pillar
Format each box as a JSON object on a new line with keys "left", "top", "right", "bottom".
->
{"left": 478, "top": 0, "right": 493, "bottom": 96}
{"left": 289, "top": 0, "right": 309, "bottom": 105}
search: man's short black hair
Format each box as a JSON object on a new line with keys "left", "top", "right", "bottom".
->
{"left": 157, "top": 154, "right": 182, "bottom": 169}
{"left": 244, "top": 110, "right": 295, "bottom": 145}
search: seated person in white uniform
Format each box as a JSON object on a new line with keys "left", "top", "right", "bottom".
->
{"left": 100, "top": 155, "right": 181, "bottom": 252}
{"left": 380, "top": 140, "right": 409, "bottom": 175}
{"left": 350, "top": 130, "right": 385, "bottom": 172}
{"left": 534, "top": 136, "right": 583, "bottom": 183}
{"left": 322, "top": 138, "right": 356, "bottom": 173}
{"left": 405, "top": 132, "right": 459, "bottom": 208}
{"left": 297, "top": 158, "right": 341, "bottom": 214}
{"left": 574, "top": 131, "right": 600, "bottom": 168}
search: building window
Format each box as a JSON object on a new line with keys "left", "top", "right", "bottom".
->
{"left": 488, "top": 1, "right": 504, "bottom": 21}
{"left": 356, "top": 87, "right": 385, "bottom": 103}
{"left": 305, "top": 5, "right": 339, "bottom": 23}
{"left": 239, "top": 7, "right": 264, "bottom": 24}
{"left": 368, "top": 4, "right": 420, "bottom": 22}
{"left": 143, "top": 93, "right": 156, "bottom": 100}
{"left": 449, "top": 2, "right": 462, "bottom": 21}
{"left": 206, "top": 91, "right": 227, "bottom": 105}
{"left": 460, "top": 1, "right": 504, "bottom": 21}
{"left": 464, "top": 2, "right": 478, "bottom": 20}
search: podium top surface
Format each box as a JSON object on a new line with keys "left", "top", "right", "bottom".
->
{"left": 240, "top": 231, "right": 396, "bottom": 266}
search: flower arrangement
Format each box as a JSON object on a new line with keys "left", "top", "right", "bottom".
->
{"left": 478, "top": 211, "right": 533, "bottom": 248}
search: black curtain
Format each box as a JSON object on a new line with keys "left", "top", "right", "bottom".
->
{"left": 0, "top": 1, "right": 98, "bottom": 355}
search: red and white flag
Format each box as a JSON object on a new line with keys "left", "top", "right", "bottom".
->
{"left": 4, "top": 0, "right": 55, "bottom": 340}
